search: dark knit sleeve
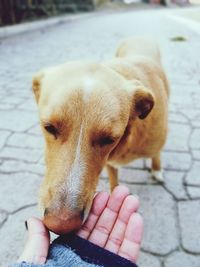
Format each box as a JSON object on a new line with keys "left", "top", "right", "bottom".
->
{"left": 8, "top": 234, "right": 138, "bottom": 267}
{"left": 54, "top": 233, "right": 138, "bottom": 267}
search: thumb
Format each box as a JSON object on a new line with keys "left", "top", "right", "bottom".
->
{"left": 18, "top": 217, "right": 50, "bottom": 264}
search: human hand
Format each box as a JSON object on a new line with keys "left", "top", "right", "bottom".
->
{"left": 19, "top": 185, "right": 143, "bottom": 264}
{"left": 18, "top": 217, "right": 50, "bottom": 264}
{"left": 77, "top": 185, "right": 143, "bottom": 263}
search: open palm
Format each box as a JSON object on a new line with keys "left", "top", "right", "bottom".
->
{"left": 19, "top": 185, "right": 143, "bottom": 265}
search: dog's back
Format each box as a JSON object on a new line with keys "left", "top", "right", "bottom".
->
{"left": 106, "top": 37, "right": 169, "bottom": 175}
{"left": 116, "top": 37, "right": 161, "bottom": 64}
{"left": 106, "top": 37, "right": 169, "bottom": 98}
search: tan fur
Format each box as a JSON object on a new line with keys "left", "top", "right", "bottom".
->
{"left": 104, "top": 37, "right": 169, "bottom": 186}
{"left": 33, "top": 37, "right": 169, "bottom": 232}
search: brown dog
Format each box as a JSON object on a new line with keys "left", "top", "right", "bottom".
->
{"left": 33, "top": 37, "right": 169, "bottom": 234}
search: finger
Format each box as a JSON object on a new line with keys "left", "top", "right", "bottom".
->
{"left": 18, "top": 217, "right": 50, "bottom": 264}
{"left": 88, "top": 185, "right": 130, "bottom": 247}
{"left": 118, "top": 213, "right": 143, "bottom": 263}
{"left": 77, "top": 191, "right": 109, "bottom": 239}
{"left": 105, "top": 195, "right": 139, "bottom": 253}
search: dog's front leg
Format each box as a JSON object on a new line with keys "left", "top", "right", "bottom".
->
{"left": 106, "top": 164, "right": 119, "bottom": 192}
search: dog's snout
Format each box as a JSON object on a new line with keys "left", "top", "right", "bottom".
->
{"left": 43, "top": 208, "right": 84, "bottom": 235}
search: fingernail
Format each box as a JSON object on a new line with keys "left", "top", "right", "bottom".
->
{"left": 25, "top": 220, "right": 28, "bottom": 230}
{"left": 94, "top": 191, "right": 100, "bottom": 198}
{"left": 129, "top": 193, "right": 139, "bottom": 199}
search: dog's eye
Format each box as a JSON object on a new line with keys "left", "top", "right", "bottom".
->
{"left": 44, "top": 124, "right": 59, "bottom": 138}
{"left": 99, "top": 136, "right": 115, "bottom": 147}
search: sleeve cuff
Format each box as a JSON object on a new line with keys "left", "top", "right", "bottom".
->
{"left": 54, "top": 233, "right": 138, "bottom": 267}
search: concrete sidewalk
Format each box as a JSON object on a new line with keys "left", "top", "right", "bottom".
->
{"left": 0, "top": 7, "right": 200, "bottom": 267}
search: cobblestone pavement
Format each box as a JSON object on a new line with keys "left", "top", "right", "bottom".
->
{"left": 0, "top": 7, "right": 200, "bottom": 267}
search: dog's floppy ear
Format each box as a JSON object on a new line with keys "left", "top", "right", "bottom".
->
{"left": 32, "top": 71, "right": 44, "bottom": 103}
{"left": 129, "top": 80, "right": 155, "bottom": 120}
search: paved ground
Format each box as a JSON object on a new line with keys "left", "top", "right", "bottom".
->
{"left": 0, "top": 6, "right": 200, "bottom": 267}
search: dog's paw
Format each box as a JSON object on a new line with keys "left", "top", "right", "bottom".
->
{"left": 151, "top": 169, "right": 164, "bottom": 183}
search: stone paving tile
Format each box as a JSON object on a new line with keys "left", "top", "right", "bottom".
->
{"left": 181, "top": 109, "right": 200, "bottom": 128}
{"left": 185, "top": 161, "right": 200, "bottom": 186}
{"left": 170, "top": 90, "right": 193, "bottom": 108}
{"left": 123, "top": 159, "right": 145, "bottom": 169}
{"left": 7, "top": 133, "right": 44, "bottom": 149}
{"left": 100, "top": 166, "right": 151, "bottom": 184}
{"left": 0, "top": 146, "right": 42, "bottom": 163}
{"left": 162, "top": 151, "right": 192, "bottom": 171}
{"left": 164, "top": 171, "right": 188, "bottom": 200}
{"left": 0, "top": 103, "right": 16, "bottom": 110}
{"left": 0, "top": 110, "right": 38, "bottom": 132}
{"left": 138, "top": 252, "right": 161, "bottom": 267}
{"left": 190, "top": 128, "right": 200, "bottom": 150}
{"left": 100, "top": 168, "right": 109, "bottom": 179}
{"left": 169, "top": 112, "right": 188, "bottom": 124}
{"left": 178, "top": 200, "right": 200, "bottom": 253}
{"left": 17, "top": 98, "right": 38, "bottom": 112}
{"left": 168, "top": 103, "right": 177, "bottom": 113}
{"left": 0, "top": 210, "right": 7, "bottom": 226}
{"left": 38, "top": 154, "right": 45, "bottom": 165}
{"left": 27, "top": 124, "right": 42, "bottom": 136}
{"left": 164, "top": 123, "right": 191, "bottom": 152}
{"left": 97, "top": 178, "right": 110, "bottom": 192}
{"left": 119, "top": 168, "right": 150, "bottom": 184}
{"left": 1, "top": 96, "right": 26, "bottom": 105}
{"left": 129, "top": 185, "right": 179, "bottom": 255}
{"left": 0, "top": 130, "right": 11, "bottom": 150}
{"left": 0, "top": 160, "right": 45, "bottom": 175}
{"left": 192, "top": 93, "right": 200, "bottom": 109}
{"left": 0, "top": 205, "right": 39, "bottom": 267}
{"left": 187, "top": 186, "right": 200, "bottom": 199}
{"left": 165, "top": 251, "right": 200, "bottom": 267}
{"left": 0, "top": 172, "right": 41, "bottom": 212}
{"left": 192, "top": 149, "right": 200, "bottom": 160}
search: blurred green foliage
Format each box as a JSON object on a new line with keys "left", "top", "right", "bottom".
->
{"left": 0, "top": 0, "right": 95, "bottom": 26}
{"left": 170, "top": 36, "right": 187, "bottom": 42}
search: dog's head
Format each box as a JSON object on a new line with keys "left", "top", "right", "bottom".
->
{"left": 33, "top": 61, "right": 154, "bottom": 234}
